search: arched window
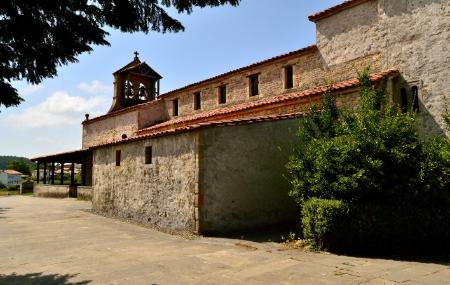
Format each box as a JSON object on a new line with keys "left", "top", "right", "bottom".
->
{"left": 138, "top": 83, "right": 147, "bottom": 100}
{"left": 124, "top": 80, "right": 134, "bottom": 99}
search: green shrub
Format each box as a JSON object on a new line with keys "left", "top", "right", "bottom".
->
{"left": 287, "top": 67, "right": 450, "bottom": 253}
{"left": 301, "top": 198, "right": 348, "bottom": 250}
{"left": 302, "top": 199, "right": 450, "bottom": 253}
{"left": 7, "top": 185, "right": 19, "bottom": 191}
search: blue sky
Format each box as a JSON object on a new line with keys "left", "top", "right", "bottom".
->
{"left": 0, "top": 0, "right": 342, "bottom": 158}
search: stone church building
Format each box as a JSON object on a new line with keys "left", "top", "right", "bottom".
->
{"left": 32, "top": 0, "right": 450, "bottom": 234}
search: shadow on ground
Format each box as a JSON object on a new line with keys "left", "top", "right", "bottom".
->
{"left": 206, "top": 223, "right": 298, "bottom": 243}
{"left": 337, "top": 252, "right": 450, "bottom": 266}
{"left": 0, "top": 272, "right": 91, "bottom": 285}
{"left": 206, "top": 223, "right": 450, "bottom": 266}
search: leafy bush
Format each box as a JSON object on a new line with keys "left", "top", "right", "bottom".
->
{"left": 7, "top": 185, "right": 19, "bottom": 191}
{"left": 302, "top": 198, "right": 450, "bottom": 253}
{"left": 0, "top": 181, "right": 6, "bottom": 190}
{"left": 301, "top": 198, "right": 348, "bottom": 250}
{"left": 287, "top": 67, "right": 450, "bottom": 253}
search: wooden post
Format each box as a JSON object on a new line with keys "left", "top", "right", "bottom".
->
{"left": 70, "top": 163, "right": 75, "bottom": 186}
{"left": 51, "top": 162, "right": 55, "bottom": 184}
{"left": 43, "top": 162, "right": 47, "bottom": 184}
{"left": 36, "top": 161, "right": 40, "bottom": 184}
{"left": 81, "top": 159, "right": 87, "bottom": 186}
{"left": 60, "top": 162, "right": 64, "bottom": 185}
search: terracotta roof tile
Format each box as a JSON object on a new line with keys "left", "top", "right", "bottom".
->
{"left": 85, "top": 45, "right": 318, "bottom": 125}
{"left": 136, "top": 69, "right": 398, "bottom": 136}
{"left": 41, "top": 69, "right": 398, "bottom": 154}
{"left": 90, "top": 113, "right": 304, "bottom": 149}
{"left": 309, "top": 0, "right": 372, "bottom": 22}
{"left": 159, "top": 45, "right": 318, "bottom": 98}
{"left": 83, "top": 98, "right": 162, "bottom": 125}
{"left": 2, "top": 170, "right": 23, "bottom": 175}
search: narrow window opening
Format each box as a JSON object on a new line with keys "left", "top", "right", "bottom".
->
{"left": 173, "top": 99, "right": 179, "bottom": 116}
{"left": 194, "top": 92, "right": 201, "bottom": 110}
{"left": 145, "top": 146, "right": 153, "bottom": 164}
{"left": 219, "top": 85, "right": 227, "bottom": 104}
{"left": 115, "top": 150, "right": 121, "bottom": 166}
{"left": 400, "top": 88, "right": 408, "bottom": 113}
{"left": 250, "top": 75, "right": 259, "bottom": 96}
{"left": 285, "top": 65, "right": 294, "bottom": 89}
{"left": 411, "top": 86, "right": 420, "bottom": 112}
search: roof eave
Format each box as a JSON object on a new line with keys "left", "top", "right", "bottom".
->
{"left": 308, "top": 0, "right": 373, "bottom": 23}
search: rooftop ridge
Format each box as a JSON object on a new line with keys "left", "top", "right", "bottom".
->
{"left": 308, "top": 0, "right": 372, "bottom": 22}
{"left": 83, "top": 45, "right": 318, "bottom": 124}
{"left": 136, "top": 69, "right": 398, "bottom": 136}
{"left": 159, "top": 45, "right": 318, "bottom": 98}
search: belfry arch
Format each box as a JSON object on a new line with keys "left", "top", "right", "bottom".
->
{"left": 109, "top": 52, "right": 162, "bottom": 113}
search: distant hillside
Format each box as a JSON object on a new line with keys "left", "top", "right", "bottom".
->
{"left": 0, "top": 156, "right": 33, "bottom": 170}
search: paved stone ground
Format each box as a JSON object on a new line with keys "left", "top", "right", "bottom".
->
{"left": 0, "top": 196, "right": 449, "bottom": 285}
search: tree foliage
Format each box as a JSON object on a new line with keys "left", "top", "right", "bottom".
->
{"left": 287, "top": 67, "right": 450, "bottom": 252}
{"left": 0, "top": 0, "right": 240, "bottom": 108}
{"left": 0, "top": 155, "right": 32, "bottom": 170}
{"left": 7, "top": 160, "right": 31, "bottom": 176}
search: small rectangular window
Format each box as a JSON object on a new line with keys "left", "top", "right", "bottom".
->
{"left": 145, "top": 146, "right": 152, "bottom": 164}
{"left": 194, "top": 92, "right": 201, "bottom": 110}
{"left": 250, "top": 75, "right": 259, "bottom": 96}
{"left": 173, "top": 99, "right": 179, "bottom": 116}
{"left": 411, "top": 86, "right": 420, "bottom": 112}
{"left": 285, "top": 65, "right": 294, "bottom": 89}
{"left": 115, "top": 150, "right": 121, "bottom": 166}
{"left": 219, "top": 85, "right": 227, "bottom": 104}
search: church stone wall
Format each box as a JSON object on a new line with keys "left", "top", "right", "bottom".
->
{"left": 91, "top": 132, "right": 197, "bottom": 234}
{"left": 315, "top": 0, "right": 450, "bottom": 134}
{"left": 198, "top": 119, "right": 298, "bottom": 233}
{"left": 161, "top": 50, "right": 383, "bottom": 122}
{"left": 82, "top": 110, "right": 139, "bottom": 149}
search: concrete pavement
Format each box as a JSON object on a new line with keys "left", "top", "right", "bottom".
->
{"left": 0, "top": 196, "right": 449, "bottom": 285}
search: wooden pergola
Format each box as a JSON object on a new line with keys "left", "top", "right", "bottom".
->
{"left": 31, "top": 149, "right": 92, "bottom": 186}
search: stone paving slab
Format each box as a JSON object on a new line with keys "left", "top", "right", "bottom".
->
{"left": 0, "top": 196, "right": 449, "bottom": 285}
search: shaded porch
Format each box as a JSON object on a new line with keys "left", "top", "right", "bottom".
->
{"left": 31, "top": 149, "right": 93, "bottom": 199}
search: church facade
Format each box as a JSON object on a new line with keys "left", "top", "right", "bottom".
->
{"left": 32, "top": 0, "right": 450, "bottom": 234}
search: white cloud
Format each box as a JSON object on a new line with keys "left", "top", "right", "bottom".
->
{"left": 2, "top": 91, "right": 106, "bottom": 128}
{"left": 78, "top": 80, "right": 112, "bottom": 94}
{"left": 19, "top": 84, "right": 44, "bottom": 95}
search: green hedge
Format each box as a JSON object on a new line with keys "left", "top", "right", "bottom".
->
{"left": 288, "top": 68, "right": 450, "bottom": 253}
{"left": 302, "top": 198, "right": 450, "bottom": 253}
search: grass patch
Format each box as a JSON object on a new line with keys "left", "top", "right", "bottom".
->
{"left": 0, "top": 190, "right": 20, "bottom": 196}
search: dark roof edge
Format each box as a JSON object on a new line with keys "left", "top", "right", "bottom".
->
{"left": 159, "top": 45, "right": 317, "bottom": 98}
{"left": 308, "top": 0, "right": 373, "bottom": 22}
{"left": 83, "top": 45, "right": 317, "bottom": 125}
{"left": 89, "top": 113, "right": 304, "bottom": 150}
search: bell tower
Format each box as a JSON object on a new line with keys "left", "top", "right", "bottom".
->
{"left": 108, "top": 52, "right": 163, "bottom": 113}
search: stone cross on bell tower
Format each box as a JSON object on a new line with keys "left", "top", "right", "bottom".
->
{"left": 108, "top": 52, "right": 163, "bottom": 113}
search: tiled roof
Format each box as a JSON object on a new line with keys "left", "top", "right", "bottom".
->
{"left": 37, "top": 69, "right": 398, "bottom": 156}
{"left": 113, "top": 58, "right": 141, "bottom": 74}
{"left": 90, "top": 113, "right": 304, "bottom": 149}
{"left": 2, "top": 170, "right": 23, "bottom": 175}
{"left": 84, "top": 45, "right": 318, "bottom": 125}
{"left": 137, "top": 69, "right": 398, "bottom": 136}
{"left": 30, "top": 149, "right": 91, "bottom": 162}
{"left": 82, "top": 98, "right": 162, "bottom": 125}
{"left": 159, "top": 45, "right": 318, "bottom": 98}
{"left": 308, "top": 0, "right": 372, "bottom": 22}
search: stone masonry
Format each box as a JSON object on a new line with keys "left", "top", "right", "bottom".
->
{"left": 315, "top": 0, "right": 450, "bottom": 135}
{"left": 34, "top": 0, "right": 450, "bottom": 234}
